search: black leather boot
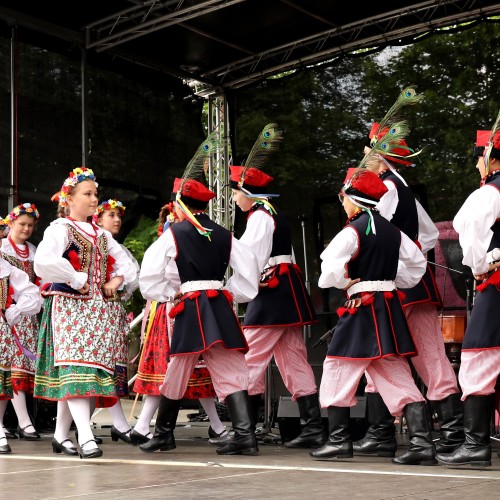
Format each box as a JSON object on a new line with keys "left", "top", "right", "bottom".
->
{"left": 140, "top": 397, "right": 181, "bottom": 453}
{"left": 216, "top": 391, "right": 258, "bottom": 455}
{"left": 284, "top": 393, "right": 326, "bottom": 448}
{"left": 309, "top": 406, "right": 353, "bottom": 460}
{"left": 353, "top": 392, "right": 397, "bottom": 457}
{"left": 392, "top": 402, "right": 437, "bottom": 465}
{"left": 434, "top": 393, "right": 464, "bottom": 453}
{"left": 436, "top": 395, "right": 493, "bottom": 467}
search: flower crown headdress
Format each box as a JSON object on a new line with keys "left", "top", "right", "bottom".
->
{"left": 0, "top": 217, "right": 7, "bottom": 229}
{"left": 52, "top": 167, "right": 97, "bottom": 207}
{"left": 96, "top": 199, "right": 126, "bottom": 215}
{"left": 6, "top": 202, "right": 40, "bottom": 222}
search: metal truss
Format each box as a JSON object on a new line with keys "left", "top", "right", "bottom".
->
{"left": 83, "top": 0, "right": 500, "bottom": 91}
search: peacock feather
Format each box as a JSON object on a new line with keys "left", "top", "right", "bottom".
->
{"left": 359, "top": 120, "right": 411, "bottom": 169}
{"left": 240, "top": 122, "right": 283, "bottom": 181}
{"left": 179, "top": 129, "right": 219, "bottom": 190}
{"left": 488, "top": 109, "right": 500, "bottom": 145}
{"left": 375, "top": 86, "right": 423, "bottom": 139}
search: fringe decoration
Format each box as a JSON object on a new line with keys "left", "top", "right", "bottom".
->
{"left": 477, "top": 270, "right": 500, "bottom": 292}
{"left": 206, "top": 289, "right": 219, "bottom": 298}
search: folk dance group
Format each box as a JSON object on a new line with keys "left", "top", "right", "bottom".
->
{"left": 0, "top": 93, "right": 499, "bottom": 468}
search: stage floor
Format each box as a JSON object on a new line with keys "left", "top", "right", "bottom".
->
{"left": 2, "top": 399, "right": 500, "bottom": 499}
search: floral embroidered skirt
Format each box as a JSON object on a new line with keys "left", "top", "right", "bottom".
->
{"left": 0, "top": 320, "right": 14, "bottom": 400}
{"left": 34, "top": 296, "right": 119, "bottom": 407}
{"left": 11, "top": 314, "right": 38, "bottom": 393}
{"left": 133, "top": 302, "right": 215, "bottom": 399}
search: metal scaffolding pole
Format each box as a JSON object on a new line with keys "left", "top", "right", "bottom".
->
{"left": 9, "top": 25, "right": 18, "bottom": 211}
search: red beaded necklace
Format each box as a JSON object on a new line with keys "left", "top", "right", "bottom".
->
{"left": 66, "top": 216, "right": 99, "bottom": 242}
{"left": 8, "top": 235, "right": 30, "bottom": 260}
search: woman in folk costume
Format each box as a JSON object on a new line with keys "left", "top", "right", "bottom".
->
{"left": 132, "top": 202, "right": 229, "bottom": 445}
{"left": 312, "top": 167, "right": 437, "bottom": 465}
{"left": 93, "top": 199, "right": 139, "bottom": 444}
{"left": 139, "top": 133, "right": 261, "bottom": 455}
{"left": 34, "top": 167, "right": 137, "bottom": 458}
{"left": 0, "top": 257, "right": 41, "bottom": 453}
{"left": 230, "top": 124, "right": 323, "bottom": 449}
{"left": 353, "top": 88, "right": 463, "bottom": 459}
{"left": 1, "top": 203, "right": 43, "bottom": 441}
{"left": 437, "top": 112, "right": 500, "bottom": 467}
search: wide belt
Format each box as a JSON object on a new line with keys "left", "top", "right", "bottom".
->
{"left": 180, "top": 280, "right": 224, "bottom": 294}
{"left": 265, "top": 255, "right": 293, "bottom": 268}
{"left": 347, "top": 280, "right": 396, "bottom": 298}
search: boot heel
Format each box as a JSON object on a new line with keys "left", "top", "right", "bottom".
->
{"left": 111, "top": 435, "right": 118, "bottom": 442}
{"left": 420, "top": 459, "right": 438, "bottom": 466}
{"left": 52, "top": 444, "right": 62, "bottom": 454}
{"left": 241, "top": 447, "right": 259, "bottom": 455}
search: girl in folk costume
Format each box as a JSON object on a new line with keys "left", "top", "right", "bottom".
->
{"left": 34, "top": 167, "right": 137, "bottom": 458}
{"left": 437, "top": 112, "right": 500, "bottom": 467}
{"left": 230, "top": 124, "right": 323, "bottom": 449}
{"left": 353, "top": 88, "right": 463, "bottom": 459}
{"left": 139, "top": 134, "right": 261, "bottom": 455}
{"left": 94, "top": 199, "right": 139, "bottom": 444}
{"left": 312, "top": 168, "right": 436, "bottom": 465}
{"left": 1, "top": 203, "right": 43, "bottom": 440}
{"left": 0, "top": 258, "right": 41, "bottom": 453}
{"left": 132, "top": 203, "right": 229, "bottom": 445}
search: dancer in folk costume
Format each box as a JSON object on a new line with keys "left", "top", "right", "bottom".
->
{"left": 230, "top": 124, "right": 323, "bottom": 449}
{"left": 437, "top": 112, "right": 500, "bottom": 467}
{"left": 94, "top": 199, "right": 139, "bottom": 444}
{"left": 353, "top": 88, "right": 463, "bottom": 459}
{"left": 0, "top": 256, "right": 41, "bottom": 453}
{"left": 139, "top": 134, "right": 261, "bottom": 455}
{"left": 132, "top": 203, "right": 228, "bottom": 445}
{"left": 1, "top": 203, "right": 43, "bottom": 441}
{"left": 34, "top": 167, "right": 137, "bottom": 458}
{"left": 312, "top": 167, "right": 437, "bottom": 465}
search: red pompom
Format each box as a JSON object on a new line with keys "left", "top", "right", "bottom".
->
{"left": 35, "top": 276, "right": 42, "bottom": 287}
{"left": 383, "top": 291, "right": 393, "bottom": 300}
{"left": 168, "top": 300, "right": 185, "bottom": 318}
{"left": 222, "top": 290, "right": 234, "bottom": 302}
{"left": 106, "top": 255, "right": 116, "bottom": 282}
{"left": 67, "top": 250, "right": 81, "bottom": 271}
{"left": 267, "top": 276, "right": 279, "bottom": 288}
{"left": 337, "top": 306, "right": 347, "bottom": 317}
{"left": 348, "top": 307, "right": 358, "bottom": 315}
{"left": 362, "top": 294, "right": 375, "bottom": 306}
{"left": 278, "top": 263, "right": 289, "bottom": 275}
{"left": 206, "top": 289, "right": 219, "bottom": 298}
{"left": 477, "top": 271, "right": 500, "bottom": 292}
{"left": 397, "top": 290, "right": 406, "bottom": 302}
{"left": 188, "top": 291, "right": 201, "bottom": 300}
{"left": 5, "top": 285, "right": 14, "bottom": 309}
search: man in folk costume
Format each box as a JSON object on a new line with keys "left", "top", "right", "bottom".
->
{"left": 312, "top": 167, "right": 437, "bottom": 465}
{"left": 437, "top": 112, "right": 500, "bottom": 467}
{"left": 139, "top": 134, "right": 261, "bottom": 456}
{"left": 229, "top": 124, "right": 324, "bottom": 450}
{"left": 353, "top": 88, "right": 463, "bottom": 459}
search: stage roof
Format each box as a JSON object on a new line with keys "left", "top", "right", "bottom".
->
{"left": 0, "top": 1, "right": 499, "bottom": 94}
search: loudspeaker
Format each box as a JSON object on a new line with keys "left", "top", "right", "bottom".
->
{"left": 277, "top": 396, "right": 369, "bottom": 444}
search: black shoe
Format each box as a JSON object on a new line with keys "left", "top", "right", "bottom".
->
{"left": 110, "top": 426, "right": 133, "bottom": 444}
{"left": 0, "top": 437, "right": 11, "bottom": 454}
{"left": 284, "top": 393, "right": 326, "bottom": 449}
{"left": 52, "top": 438, "right": 78, "bottom": 456}
{"left": 208, "top": 429, "right": 233, "bottom": 446}
{"left": 3, "top": 428, "right": 17, "bottom": 439}
{"left": 216, "top": 391, "right": 258, "bottom": 456}
{"left": 17, "top": 424, "right": 40, "bottom": 440}
{"left": 130, "top": 429, "right": 153, "bottom": 445}
{"left": 310, "top": 407, "right": 353, "bottom": 460}
{"left": 78, "top": 440, "right": 103, "bottom": 459}
{"left": 139, "top": 396, "right": 181, "bottom": 453}
{"left": 75, "top": 430, "right": 102, "bottom": 445}
{"left": 392, "top": 402, "right": 437, "bottom": 466}
{"left": 353, "top": 393, "right": 397, "bottom": 457}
